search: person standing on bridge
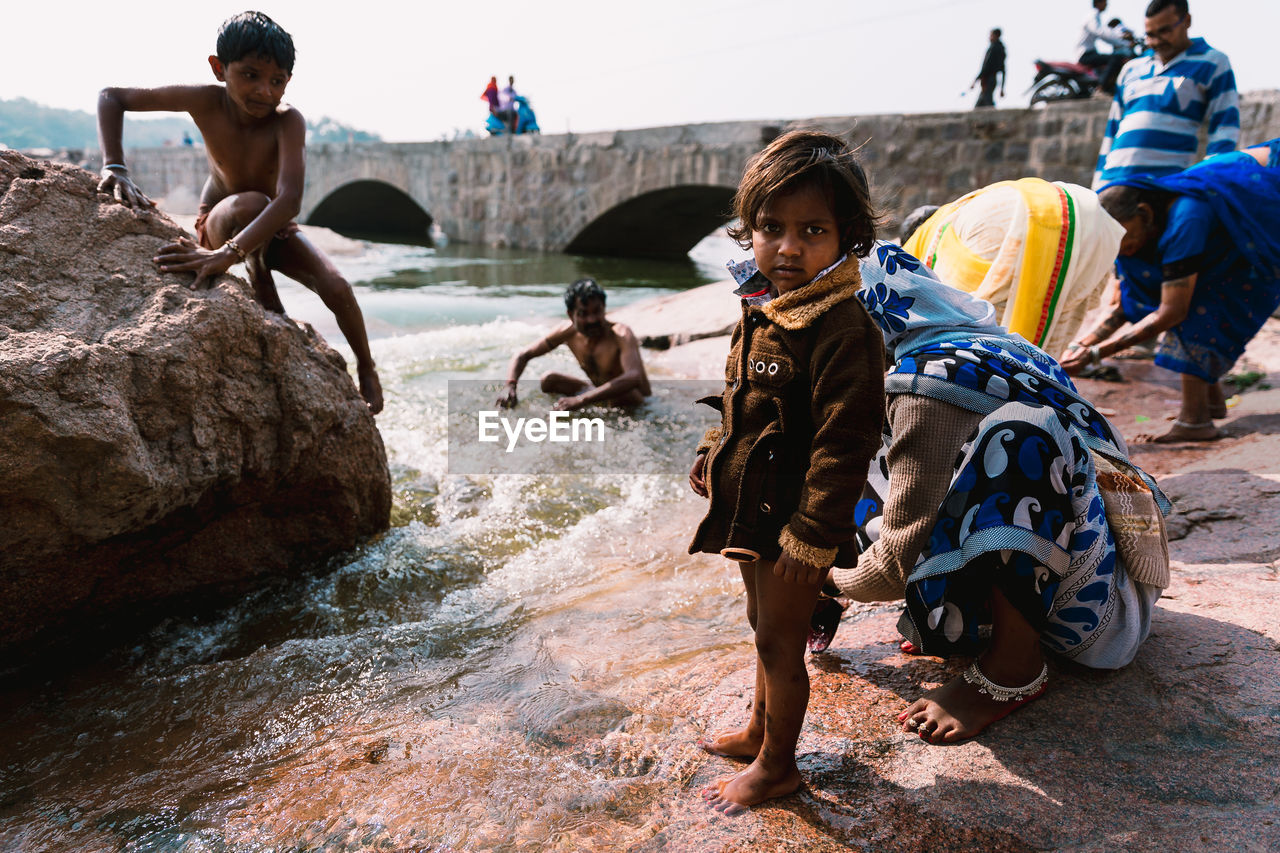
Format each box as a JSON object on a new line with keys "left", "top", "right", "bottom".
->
{"left": 498, "top": 75, "right": 519, "bottom": 134}
{"left": 96, "top": 11, "right": 382, "bottom": 413}
{"left": 971, "top": 28, "right": 1006, "bottom": 108}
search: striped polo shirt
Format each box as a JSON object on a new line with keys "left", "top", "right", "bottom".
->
{"left": 1092, "top": 37, "right": 1239, "bottom": 189}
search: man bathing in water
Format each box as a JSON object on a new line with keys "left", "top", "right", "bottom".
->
{"left": 96, "top": 11, "right": 383, "bottom": 414}
{"left": 497, "top": 278, "right": 650, "bottom": 411}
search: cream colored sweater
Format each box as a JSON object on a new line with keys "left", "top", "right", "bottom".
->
{"left": 830, "top": 394, "right": 984, "bottom": 602}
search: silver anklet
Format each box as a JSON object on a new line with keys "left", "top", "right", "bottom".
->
{"left": 962, "top": 661, "right": 1048, "bottom": 702}
{"left": 1172, "top": 419, "right": 1214, "bottom": 430}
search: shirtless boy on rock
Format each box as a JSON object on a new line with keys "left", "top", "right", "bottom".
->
{"left": 497, "top": 278, "right": 650, "bottom": 411}
{"left": 96, "top": 11, "right": 383, "bottom": 414}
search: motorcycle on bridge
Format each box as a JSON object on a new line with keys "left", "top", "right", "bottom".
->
{"left": 1028, "top": 38, "right": 1142, "bottom": 106}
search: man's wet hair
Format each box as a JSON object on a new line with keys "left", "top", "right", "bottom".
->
{"left": 728, "top": 129, "right": 880, "bottom": 258}
{"left": 1145, "top": 0, "right": 1188, "bottom": 18}
{"left": 217, "top": 11, "right": 296, "bottom": 74}
{"left": 565, "top": 278, "right": 606, "bottom": 312}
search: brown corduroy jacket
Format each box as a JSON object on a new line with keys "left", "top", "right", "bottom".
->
{"left": 689, "top": 256, "right": 885, "bottom": 569}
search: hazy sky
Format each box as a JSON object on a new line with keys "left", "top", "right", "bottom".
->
{"left": 6, "top": 0, "right": 1276, "bottom": 142}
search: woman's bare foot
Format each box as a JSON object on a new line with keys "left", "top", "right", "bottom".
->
{"left": 358, "top": 363, "right": 384, "bottom": 414}
{"left": 897, "top": 667, "right": 1045, "bottom": 743}
{"left": 900, "top": 639, "right": 921, "bottom": 655}
{"left": 698, "top": 728, "right": 762, "bottom": 760}
{"left": 1140, "top": 420, "right": 1223, "bottom": 443}
{"left": 700, "top": 762, "right": 803, "bottom": 815}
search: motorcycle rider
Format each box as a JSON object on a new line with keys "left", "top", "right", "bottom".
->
{"left": 1077, "top": 0, "right": 1133, "bottom": 96}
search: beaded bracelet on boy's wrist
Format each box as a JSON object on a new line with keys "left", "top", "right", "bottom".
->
{"left": 103, "top": 163, "right": 128, "bottom": 172}
{"left": 223, "top": 238, "right": 249, "bottom": 261}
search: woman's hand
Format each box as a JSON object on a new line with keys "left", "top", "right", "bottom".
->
{"left": 1059, "top": 341, "right": 1097, "bottom": 375}
{"left": 153, "top": 237, "right": 238, "bottom": 289}
{"left": 97, "top": 168, "right": 154, "bottom": 209}
{"left": 774, "top": 551, "right": 824, "bottom": 585}
{"left": 689, "top": 452, "right": 708, "bottom": 497}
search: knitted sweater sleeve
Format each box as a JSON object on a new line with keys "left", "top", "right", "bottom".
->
{"left": 831, "top": 394, "right": 985, "bottom": 602}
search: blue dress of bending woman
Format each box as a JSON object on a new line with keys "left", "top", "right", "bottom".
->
{"left": 1060, "top": 138, "right": 1280, "bottom": 442}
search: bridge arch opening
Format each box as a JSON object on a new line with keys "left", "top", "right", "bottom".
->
{"left": 307, "top": 180, "right": 433, "bottom": 241}
{"left": 565, "top": 185, "right": 736, "bottom": 261}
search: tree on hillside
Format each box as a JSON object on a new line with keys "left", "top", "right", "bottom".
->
{"left": 0, "top": 98, "right": 380, "bottom": 151}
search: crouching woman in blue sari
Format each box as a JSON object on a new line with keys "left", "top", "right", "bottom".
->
{"left": 798, "top": 242, "right": 1172, "bottom": 743}
{"left": 1060, "top": 139, "right": 1280, "bottom": 442}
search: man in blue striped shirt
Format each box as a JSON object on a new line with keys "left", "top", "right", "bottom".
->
{"left": 1092, "top": 0, "right": 1238, "bottom": 189}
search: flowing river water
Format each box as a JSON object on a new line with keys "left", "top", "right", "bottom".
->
{"left": 0, "top": 233, "right": 780, "bottom": 850}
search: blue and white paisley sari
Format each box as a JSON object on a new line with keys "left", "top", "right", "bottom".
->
{"left": 856, "top": 242, "right": 1168, "bottom": 667}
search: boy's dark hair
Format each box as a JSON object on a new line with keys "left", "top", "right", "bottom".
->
{"left": 1145, "top": 0, "right": 1188, "bottom": 18}
{"left": 727, "top": 129, "right": 880, "bottom": 258}
{"left": 564, "top": 278, "right": 606, "bottom": 312}
{"left": 217, "top": 11, "right": 296, "bottom": 73}
{"left": 991, "top": 28, "right": 1002, "bottom": 38}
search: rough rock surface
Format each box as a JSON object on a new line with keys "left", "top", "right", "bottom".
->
{"left": 0, "top": 152, "right": 391, "bottom": 657}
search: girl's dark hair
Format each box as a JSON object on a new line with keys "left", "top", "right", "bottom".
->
{"left": 727, "top": 130, "right": 880, "bottom": 258}
{"left": 217, "top": 11, "right": 296, "bottom": 73}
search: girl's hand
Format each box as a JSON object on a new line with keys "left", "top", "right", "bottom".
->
{"left": 97, "top": 168, "right": 155, "bottom": 209}
{"left": 774, "top": 551, "right": 824, "bottom": 585}
{"left": 689, "top": 452, "right": 708, "bottom": 497}
{"left": 153, "top": 237, "right": 238, "bottom": 289}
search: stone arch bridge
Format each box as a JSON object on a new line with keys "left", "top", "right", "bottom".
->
{"left": 119, "top": 92, "right": 1279, "bottom": 260}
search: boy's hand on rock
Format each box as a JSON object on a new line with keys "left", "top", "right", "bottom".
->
{"left": 774, "top": 551, "right": 823, "bottom": 585}
{"left": 97, "top": 169, "right": 154, "bottom": 209}
{"left": 153, "top": 237, "right": 237, "bottom": 289}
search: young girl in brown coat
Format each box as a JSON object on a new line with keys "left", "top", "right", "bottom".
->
{"left": 688, "top": 130, "right": 885, "bottom": 813}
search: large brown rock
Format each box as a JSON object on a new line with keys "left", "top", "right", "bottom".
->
{"left": 0, "top": 151, "right": 391, "bottom": 658}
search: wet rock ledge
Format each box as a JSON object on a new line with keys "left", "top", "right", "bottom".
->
{"left": 0, "top": 152, "right": 391, "bottom": 663}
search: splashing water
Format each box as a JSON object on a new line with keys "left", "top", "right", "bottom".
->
{"left": 0, "top": 236, "right": 759, "bottom": 850}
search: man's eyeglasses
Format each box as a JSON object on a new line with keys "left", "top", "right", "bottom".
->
{"left": 1145, "top": 14, "right": 1186, "bottom": 41}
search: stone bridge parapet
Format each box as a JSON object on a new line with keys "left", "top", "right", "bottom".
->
{"left": 111, "top": 90, "right": 1279, "bottom": 259}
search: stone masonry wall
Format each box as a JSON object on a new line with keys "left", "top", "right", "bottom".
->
{"left": 77, "top": 89, "right": 1280, "bottom": 253}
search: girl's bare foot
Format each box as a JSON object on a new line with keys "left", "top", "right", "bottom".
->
{"left": 700, "top": 761, "right": 803, "bottom": 815}
{"left": 698, "top": 728, "right": 762, "bottom": 760}
{"left": 1140, "top": 419, "right": 1223, "bottom": 444}
{"left": 358, "top": 363, "right": 384, "bottom": 414}
{"left": 897, "top": 665, "right": 1046, "bottom": 743}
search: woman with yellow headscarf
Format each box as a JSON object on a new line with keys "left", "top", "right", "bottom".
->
{"left": 903, "top": 178, "right": 1124, "bottom": 357}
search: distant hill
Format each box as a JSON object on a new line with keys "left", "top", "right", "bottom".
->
{"left": 0, "top": 97, "right": 381, "bottom": 151}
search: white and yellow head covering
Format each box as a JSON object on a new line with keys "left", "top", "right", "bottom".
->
{"left": 903, "top": 178, "right": 1124, "bottom": 357}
